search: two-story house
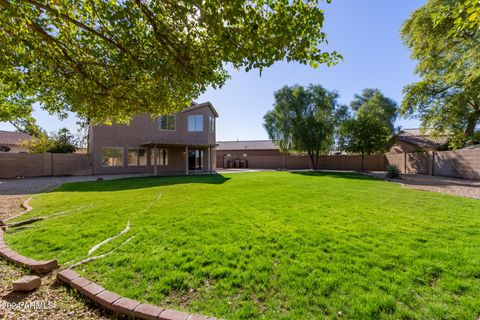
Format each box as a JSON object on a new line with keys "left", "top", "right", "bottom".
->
{"left": 89, "top": 102, "right": 218, "bottom": 176}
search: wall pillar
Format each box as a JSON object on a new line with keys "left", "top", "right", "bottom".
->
{"left": 43, "top": 153, "right": 52, "bottom": 177}
{"left": 185, "top": 146, "right": 189, "bottom": 175}
{"left": 153, "top": 146, "right": 158, "bottom": 176}
{"left": 207, "top": 147, "right": 211, "bottom": 173}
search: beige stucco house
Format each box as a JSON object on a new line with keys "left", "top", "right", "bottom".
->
{"left": 0, "top": 130, "right": 32, "bottom": 153}
{"left": 389, "top": 129, "right": 449, "bottom": 153}
{"left": 89, "top": 102, "right": 218, "bottom": 175}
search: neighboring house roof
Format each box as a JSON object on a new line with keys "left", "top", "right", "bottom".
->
{"left": 217, "top": 140, "right": 279, "bottom": 151}
{"left": 397, "top": 128, "right": 449, "bottom": 149}
{"left": 183, "top": 101, "right": 219, "bottom": 118}
{"left": 0, "top": 130, "right": 32, "bottom": 146}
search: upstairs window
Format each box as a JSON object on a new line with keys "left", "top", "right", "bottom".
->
{"left": 188, "top": 115, "right": 203, "bottom": 132}
{"left": 209, "top": 116, "right": 215, "bottom": 133}
{"left": 128, "top": 148, "right": 147, "bottom": 166}
{"left": 158, "top": 115, "right": 176, "bottom": 130}
{"left": 101, "top": 147, "right": 123, "bottom": 167}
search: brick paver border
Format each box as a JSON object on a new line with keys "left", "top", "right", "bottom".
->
{"left": 57, "top": 269, "right": 218, "bottom": 320}
{"left": 0, "top": 228, "right": 58, "bottom": 274}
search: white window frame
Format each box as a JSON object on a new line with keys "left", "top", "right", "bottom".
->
{"left": 188, "top": 115, "right": 204, "bottom": 132}
{"left": 101, "top": 147, "right": 124, "bottom": 167}
{"left": 209, "top": 116, "right": 215, "bottom": 133}
{"left": 128, "top": 148, "right": 147, "bottom": 166}
{"left": 158, "top": 115, "right": 176, "bottom": 131}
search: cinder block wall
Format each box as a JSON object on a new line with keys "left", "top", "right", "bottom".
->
{"left": 434, "top": 149, "right": 480, "bottom": 180}
{"left": 218, "top": 151, "right": 387, "bottom": 171}
{"left": 0, "top": 153, "right": 92, "bottom": 178}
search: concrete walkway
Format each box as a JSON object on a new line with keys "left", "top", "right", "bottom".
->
{"left": 0, "top": 174, "right": 155, "bottom": 195}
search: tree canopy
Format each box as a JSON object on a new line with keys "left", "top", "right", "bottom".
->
{"left": 21, "top": 127, "right": 77, "bottom": 153}
{"left": 0, "top": 0, "right": 341, "bottom": 125}
{"left": 339, "top": 89, "right": 397, "bottom": 171}
{"left": 264, "top": 84, "right": 344, "bottom": 169}
{"left": 401, "top": 0, "right": 480, "bottom": 147}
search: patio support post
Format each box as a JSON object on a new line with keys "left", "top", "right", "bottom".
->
{"left": 207, "top": 147, "right": 211, "bottom": 173}
{"left": 153, "top": 146, "right": 158, "bottom": 176}
{"left": 185, "top": 146, "right": 189, "bottom": 176}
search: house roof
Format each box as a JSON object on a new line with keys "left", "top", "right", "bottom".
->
{"left": 183, "top": 101, "right": 219, "bottom": 118}
{"left": 397, "top": 128, "right": 449, "bottom": 149}
{"left": 0, "top": 130, "right": 32, "bottom": 146}
{"left": 217, "top": 140, "right": 279, "bottom": 151}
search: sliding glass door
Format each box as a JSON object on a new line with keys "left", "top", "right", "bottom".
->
{"left": 188, "top": 149, "right": 204, "bottom": 170}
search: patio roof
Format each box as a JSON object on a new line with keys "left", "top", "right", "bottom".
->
{"left": 140, "top": 141, "right": 216, "bottom": 148}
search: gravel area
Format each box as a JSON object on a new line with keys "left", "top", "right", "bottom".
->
{"left": 0, "top": 195, "right": 28, "bottom": 221}
{"left": 368, "top": 172, "right": 480, "bottom": 200}
{"left": 0, "top": 260, "right": 112, "bottom": 319}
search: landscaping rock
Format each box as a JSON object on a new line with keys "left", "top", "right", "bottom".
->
{"left": 12, "top": 275, "right": 41, "bottom": 291}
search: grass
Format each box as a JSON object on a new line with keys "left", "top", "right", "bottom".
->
{"left": 5, "top": 171, "right": 480, "bottom": 319}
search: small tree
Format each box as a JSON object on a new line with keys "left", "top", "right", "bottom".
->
{"left": 21, "top": 128, "right": 77, "bottom": 153}
{"left": 339, "top": 89, "right": 397, "bottom": 171}
{"left": 339, "top": 113, "right": 391, "bottom": 172}
{"left": 264, "top": 84, "right": 345, "bottom": 169}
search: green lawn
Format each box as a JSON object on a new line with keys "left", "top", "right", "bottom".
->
{"left": 5, "top": 172, "right": 480, "bottom": 319}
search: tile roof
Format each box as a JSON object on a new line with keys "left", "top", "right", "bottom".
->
{"left": 397, "top": 128, "right": 449, "bottom": 149}
{"left": 217, "top": 140, "right": 279, "bottom": 151}
{"left": 0, "top": 130, "right": 32, "bottom": 146}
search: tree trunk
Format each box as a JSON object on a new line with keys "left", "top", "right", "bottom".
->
{"left": 308, "top": 152, "right": 316, "bottom": 170}
{"left": 361, "top": 153, "right": 365, "bottom": 172}
{"left": 465, "top": 107, "right": 480, "bottom": 140}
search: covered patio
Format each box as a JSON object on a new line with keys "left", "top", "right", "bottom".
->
{"left": 141, "top": 142, "right": 216, "bottom": 176}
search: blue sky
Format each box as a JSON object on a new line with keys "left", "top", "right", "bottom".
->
{"left": 0, "top": 0, "right": 425, "bottom": 141}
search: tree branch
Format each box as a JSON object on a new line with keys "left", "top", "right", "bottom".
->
{"left": 132, "top": 0, "right": 189, "bottom": 69}
{"left": 18, "top": 0, "right": 138, "bottom": 60}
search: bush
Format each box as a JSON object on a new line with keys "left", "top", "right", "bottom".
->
{"left": 20, "top": 128, "right": 77, "bottom": 153}
{"left": 386, "top": 164, "right": 401, "bottom": 179}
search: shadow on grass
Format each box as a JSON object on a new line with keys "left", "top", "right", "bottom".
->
{"left": 52, "top": 174, "right": 231, "bottom": 192}
{"left": 290, "top": 170, "right": 380, "bottom": 181}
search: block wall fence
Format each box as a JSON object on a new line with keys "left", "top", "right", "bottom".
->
{"left": 0, "top": 148, "right": 478, "bottom": 180}
{"left": 0, "top": 153, "right": 93, "bottom": 179}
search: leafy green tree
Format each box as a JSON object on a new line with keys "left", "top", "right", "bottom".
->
{"left": 21, "top": 127, "right": 77, "bottom": 153}
{"left": 339, "top": 89, "right": 397, "bottom": 171}
{"left": 350, "top": 89, "right": 398, "bottom": 131}
{"left": 401, "top": 0, "right": 480, "bottom": 147}
{"left": 264, "top": 84, "right": 345, "bottom": 169}
{"left": 433, "top": 0, "right": 480, "bottom": 36}
{"left": 0, "top": 0, "right": 341, "bottom": 125}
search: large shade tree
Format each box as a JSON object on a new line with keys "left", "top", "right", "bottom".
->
{"left": 0, "top": 0, "right": 341, "bottom": 125}
{"left": 264, "top": 84, "right": 344, "bottom": 169}
{"left": 339, "top": 89, "right": 397, "bottom": 171}
{"left": 401, "top": 0, "right": 480, "bottom": 147}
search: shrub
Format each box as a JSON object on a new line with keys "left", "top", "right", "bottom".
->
{"left": 386, "top": 164, "right": 401, "bottom": 179}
